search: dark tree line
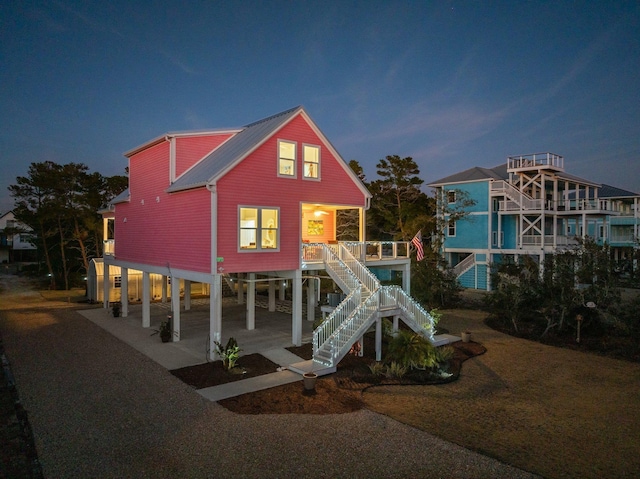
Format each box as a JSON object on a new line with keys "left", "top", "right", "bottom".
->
{"left": 8, "top": 161, "right": 127, "bottom": 289}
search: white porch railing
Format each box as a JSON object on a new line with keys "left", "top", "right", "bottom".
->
{"left": 103, "top": 239, "right": 115, "bottom": 256}
{"left": 507, "top": 152, "right": 564, "bottom": 170}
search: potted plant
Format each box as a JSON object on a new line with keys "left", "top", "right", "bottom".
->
{"left": 461, "top": 331, "right": 472, "bottom": 343}
{"left": 112, "top": 302, "right": 121, "bottom": 317}
{"left": 151, "top": 320, "right": 172, "bottom": 343}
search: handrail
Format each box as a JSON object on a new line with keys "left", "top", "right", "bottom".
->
{"left": 380, "top": 286, "right": 436, "bottom": 341}
{"left": 311, "top": 242, "right": 440, "bottom": 368}
{"left": 453, "top": 254, "right": 475, "bottom": 277}
{"left": 492, "top": 180, "right": 542, "bottom": 210}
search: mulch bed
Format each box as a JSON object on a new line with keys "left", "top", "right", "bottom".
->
{"left": 169, "top": 336, "right": 486, "bottom": 415}
{"left": 170, "top": 354, "right": 280, "bottom": 389}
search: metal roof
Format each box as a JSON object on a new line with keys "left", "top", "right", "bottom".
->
{"left": 428, "top": 164, "right": 507, "bottom": 186}
{"left": 599, "top": 183, "right": 640, "bottom": 198}
{"left": 167, "top": 106, "right": 303, "bottom": 192}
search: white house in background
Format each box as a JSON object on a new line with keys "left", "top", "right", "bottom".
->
{"left": 0, "top": 211, "right": 37, "bottom": 263}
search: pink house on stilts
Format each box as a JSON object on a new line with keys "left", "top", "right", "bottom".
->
{"left": 102, "top": 106, "right": 449, "bottom": 373}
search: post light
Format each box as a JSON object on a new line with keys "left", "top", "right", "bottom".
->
{"left": 576, "top": 314, "right": 583, "bottom": 343}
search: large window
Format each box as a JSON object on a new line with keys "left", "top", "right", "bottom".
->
{"left": 239, "top": 207, "right": 279, "bottom": 251}
{"left": 303, "top": 144, "right": 320, "bottom": 179}
{"left": 278, "top": 140, "right": 296, "bottom": 177}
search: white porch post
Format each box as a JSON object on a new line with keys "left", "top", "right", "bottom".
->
{"left": 162, "top": 275, "right": 168, "bottom": 303}
{"left": 103, "top": 262, "right": 110, "bottom": 308}
{"left": 209, "top": 274, "right": 222, "bottom": 361}
{"left": 375, "top": 318, "right": 382, "bottom": 362}
{"left": 268, "top": 278, "right": 276, "bottom": 312}
{"left": 246, "top": 273, "right": 255, "bottom": 330}
{"left": 171, "top": 275, "right": 180, "bottom": 341}
{"left": 307, "top": 274, "right": 316, "bottom": 322}
{"left": 121, "top": 267, "right": 128, "bottom": 317}
{"left": 402, "top": 262, "right": 411, "bottom": 293}
{"left": 292, "top": 270, "right": 302, "bottom": 346}
{"left": 237, "top": 273, "right": 244, "bottom": 304}
{"left": 142, "top": 271, "right": 150, "bottom": 328}
{"left": 184, "top": 280, "right": 191, "bottom": 311}
{"left": 279, "top": 280, "right": 287, "bottom": 300}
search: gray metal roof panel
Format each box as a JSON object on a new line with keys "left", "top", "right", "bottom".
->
{"left": 599, "top": 183, "right": 640, "bottom": 198}
{"left": 167, "top": 106, "right": 303, "bottom": 192}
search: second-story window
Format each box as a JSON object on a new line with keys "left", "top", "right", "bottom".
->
{"left": 278, "top": 140, "right": 296, "bottom": 177}
{"left": 448, "top": 220, "right": 456, "bottom": 237}
{"left": 447, "top": 190, "right": 456, "bottom": 203}
{"left": 303, "top": 145, "right": 320, "bottom": 179}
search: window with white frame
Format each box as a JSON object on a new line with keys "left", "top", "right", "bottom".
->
{"left": 448, "top": 220, "right": 456, "bottom": 237}
{"left": 114, "top": 276, "right": 122, "bottom": 288}
{"left": 447, "top": 190, "right": 456, "bottom": 203}
{"left": 278, "top": 140, "right": 296, "bottom": 177}
{"left": 239, "top": 207, "right": 279, "bottom": 251}
{"left": 303, "top": 144, "right": 320, "bottom": 179}
{"left": 492, "top": 231, "right": 498, "bottom": 246}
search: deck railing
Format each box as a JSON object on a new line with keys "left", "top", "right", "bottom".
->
{"left": 507, "top": 152, "right": 564, "bottom": 170}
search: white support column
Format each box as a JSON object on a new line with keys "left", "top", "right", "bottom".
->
{"left": 142, "top": 271, "right": 150, "bottom": 328}
{"left": 306, "top": 274, "right": 316, "bottom": 322}
{"left": 375, "top": 318, "right": 382, "bottom": 362}
{"left": 246, "top": 273, "right": 255, "bottom": 330}
{"left": 279, "top": 280, "right": 287, "bottom": 301}
{"left": 402, "top": 263, "right": 411, "bottom": 293}
{"left": 103, "top": 263, "right": 110, "bottom": 308}
{"left": 292, "top": 270, "right": 302, "bottom": 346}
{"left": 209, "top": 274, "right": 222, "bottom": 361}
{"left": 237, "top": 273, "right": 244, "bottom": 304}
{"left": 184, "top": 280, "right": 191, "bottom": 311}
{"left": 171, "top": 275, "right": 180, "bottom": 341}
{"left": 121, "top": 267, "right": 129, "bottom": 317}
{"left": 393, "top": 315, "right": 400, "bottom": 332}
{"left": 162, "top": 276, "right": 168, "bottom": 303}
{"left": 268, "top": 278, "right": 276, "bottom": 312}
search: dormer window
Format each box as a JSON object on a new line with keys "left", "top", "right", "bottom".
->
{"left": 278, "top": 140, "right": 296, "bottom": 177}
{"left": 303, "top": 144, "right": 320, "bottom": 179}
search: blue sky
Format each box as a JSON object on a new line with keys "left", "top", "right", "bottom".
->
{"left": 1, "top": 1, "right": 639, "bottom": 213}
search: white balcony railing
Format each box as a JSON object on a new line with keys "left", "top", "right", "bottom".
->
{"left": 103, "top": 239, "right": 115, "bottom": 256}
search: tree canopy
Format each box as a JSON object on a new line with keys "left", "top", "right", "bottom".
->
{"left": 8, "top": 161, "right": 127, "bottom": 289}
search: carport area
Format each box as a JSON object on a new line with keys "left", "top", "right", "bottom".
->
{"left": 80, "top": 296, "right": 315, "bottom": 371}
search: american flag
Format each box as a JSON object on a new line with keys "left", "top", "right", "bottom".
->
{"left": 411, "top": 230, "right": 424, "bottom": 261}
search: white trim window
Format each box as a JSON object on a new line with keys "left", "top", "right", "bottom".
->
{"left": 303, "top": 144, "right": 320, "bottom": 180}
{"left": 448, "top": 220, "right": 456, "bottom": 237}
{"left": 447, "top": 190, "right": 456, "bottom": 203}
{"left": 278, "top": 140, "right": 296, "bottom": 177}
{"left": 114, "top": 276, "right": 122, "bottom": 288}
{"left": 239, "top": 206, "right": 279, "bottom": 251}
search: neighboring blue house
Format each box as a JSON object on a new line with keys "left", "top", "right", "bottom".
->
{"left": 428, "top": 153, "right": 640, "bottom": 290}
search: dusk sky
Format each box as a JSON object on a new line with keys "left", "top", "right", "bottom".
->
{"left": 2, "top": 1, "right": 639, "bottom": 213}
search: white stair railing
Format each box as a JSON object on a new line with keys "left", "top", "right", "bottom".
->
{"left": 311, "top": 242, "right": 441, "bottom": 369}
{"left": 380, "top": 286, "right": 437, "bottom": 341}
{"left": 492, "top": 180, "right": 542, "bottom": 210}
{"left": 453, "top": 254, "right": 476, "bottom": 277}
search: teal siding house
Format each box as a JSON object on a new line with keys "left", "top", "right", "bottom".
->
{"left": 429, "top": 153, "right": 640, "bottom": 290}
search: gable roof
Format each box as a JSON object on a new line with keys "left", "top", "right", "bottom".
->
{"left": 166, "top": 106, "right": 303, "bottom": 193}
{"left": 599, "top": 184, "right": 640, "bottom": 198}
{"left": 428, "top": 164, "right": 507, "bottom": 186}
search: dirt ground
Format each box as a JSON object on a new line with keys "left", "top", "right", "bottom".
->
{"left": 2, "top": 274, "right": 640, "bottom": 479}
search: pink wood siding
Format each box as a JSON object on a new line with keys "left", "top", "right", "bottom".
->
{"left": 175, "top": 134, "right": 233, "bottom": 177}
{"left": 116, "top": 140, "right": 211, "bottom": 272}
{"left": 216, "top": 114, "right": 366, "bottom": 273}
